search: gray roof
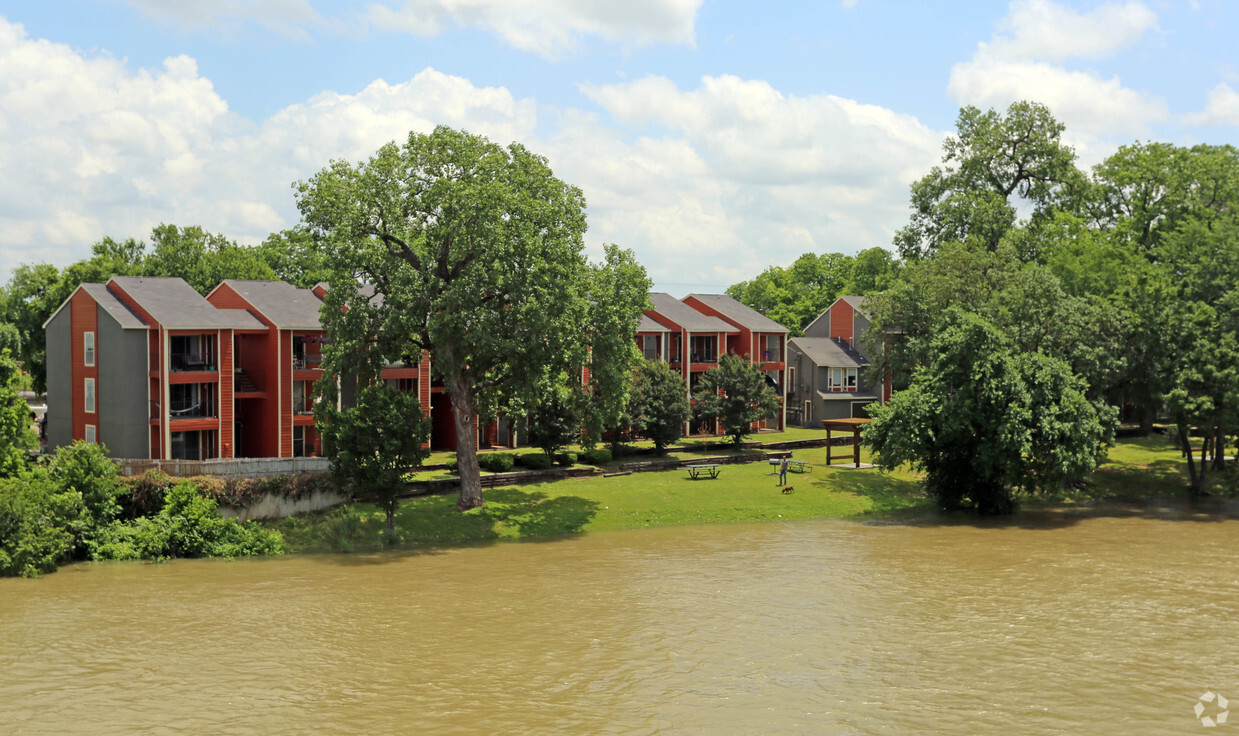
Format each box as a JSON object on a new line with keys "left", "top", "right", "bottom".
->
{"left": 648, "top": 293, "right": 737, "bottom": 333}
{"left": 816, "top": 390, "right": 879, "bottom": 401}
{"left": 108, "top": 276, "right": 265, "bottom": 330}
{"left": 839, "top": 295, "right": 868, "bottom": 316}
{"left": 215, "top": 280, "right": 324, "bottom": 330}
{"left": 80, "top": 284, "right": 147, "bottom": 329}
{"left": 636, "top": 314, "right": 670, "bottom": 333}
{"left": 788, "top": 337, "right": 869, "bottom": 368}
{"left": 686, "top": 293, "right": 787, "bottom": 333}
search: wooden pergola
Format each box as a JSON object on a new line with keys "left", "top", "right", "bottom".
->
{"left": 821, "top": 417, "right": 871, "bottom": 468}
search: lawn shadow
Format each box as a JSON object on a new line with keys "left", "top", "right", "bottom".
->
{"left": 813, "top": 466, "right": 929, "bottom": 515}
{"left": 475, "top": 487, "right": 601, "bottom": 541}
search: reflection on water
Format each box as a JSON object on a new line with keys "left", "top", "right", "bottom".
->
{"left": 4, "top": 505, "right": 1239, "bottom": 734}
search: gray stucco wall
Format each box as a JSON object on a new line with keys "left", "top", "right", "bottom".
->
{"left": 97, "top": 311, "right": 149, "bottom": 458}
{"left": 45, "top": 308, "right": 72, "bottom": 451}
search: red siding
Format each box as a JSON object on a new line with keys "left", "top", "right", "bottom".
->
{"left": 219, "top": 329, "right": 234, "bottom": 457}
{"left": 69, "top": 289, "right": 98, "bottom": 443}
{"left": 829, "top": 300, "right": 854, "bottom": 342}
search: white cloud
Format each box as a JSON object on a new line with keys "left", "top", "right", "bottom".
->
{"left": 123, "top": 0, "right": 329, "bottom": 39}
{"left": 569, "top": 75, "right": 942, "bottom": 289}
{"left": 948, "top": 0, "right": 1167, "bottom": 143}
{"left": 0, "top": 16, "right": 939, "bottom": 294}
{"left": 363, "top": 0, "right": 702, "bottom": 59}
{"left": 1183, "top": 83, "right": 1239, "bottom": 127}
{"left": 991, "top": 0, "right": 1158, "bottom": 62}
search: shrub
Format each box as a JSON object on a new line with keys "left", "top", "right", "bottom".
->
{"left": 445, "top": 455, "right": 459, "bottom": 473}
{"left": 579, "top": 448, "right": 612, "bottom": 466}
{"left": 516, "top": 453, "right": 554, "bottom": 470}
{"left": 0, "top": 473, "right": 81, "bottom": 577}
{"left": 478, "top": 452, "right": 515, "bottom": 473}
{"left": 554, "top": 452, "right": 577, "bottom": 467}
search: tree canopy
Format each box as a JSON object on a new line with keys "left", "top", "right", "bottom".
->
{"left": 692, "top": 353, "right": 781, "bottom": 446}
{"left": 298, "top": 125, "right": 646, "bottom": 509}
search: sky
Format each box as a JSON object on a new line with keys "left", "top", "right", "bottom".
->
{"left": 3, "top": 0, "right": 1239, "bottom": 294}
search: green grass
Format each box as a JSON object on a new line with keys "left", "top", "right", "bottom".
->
{"left": 274, "top": 435, "right": 1218, "bottom": 555}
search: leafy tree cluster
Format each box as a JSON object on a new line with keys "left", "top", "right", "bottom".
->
{"left": 0, "top": 442, "right": 282, "bottom": 577}
{"left": 865, "top": 100, "right": 1239, "bottom": 507}
{"left": 726, "top": 248, "right": 901, "bottom": 335}
{"left": 692, "top": 353, "right": 781, "bottom": 446}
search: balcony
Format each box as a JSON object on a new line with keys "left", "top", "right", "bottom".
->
{"left": 762, "top": 349, "right": 782, "bottom": 363}
{"left": 292, "top": 354, "right": 323, "bottom": 370}
{"left": 170, "top": 353, "right": 215, "bottom": 372}
{"left": 169, "top": 398, "right": 216, "bottom": 420}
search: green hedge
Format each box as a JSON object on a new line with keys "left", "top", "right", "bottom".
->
{"left": 554, "top": 452, "right": 577, "bottom": 467}
{"left": 579, "top": 448, "right": 612, "bottom": 466}
{"left": 478, "top": 452, "right": 516, "bottom": 473}
{"left": 516, "top": 453, "right": 554, "bottom": 470}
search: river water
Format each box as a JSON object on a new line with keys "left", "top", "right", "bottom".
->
{"left": 4, "top": 506, "right": 1239, "bottom": 734}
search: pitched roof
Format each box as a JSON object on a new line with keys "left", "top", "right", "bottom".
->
{"left": 788, "top": 337, "right": 869, "bottom": 368}
{"left": 685, "top": 293, "right": 788, "bottom": 333}
{"left": 636, "top": 314, "right": 671, "bottom": 332}
{"left": 839, "top": 295, "right": 868, "bottom": 316}
{"left": 648, "top": 292, "right": 737, "bottom": 333}
{"left": 215, "top": 280, "right": 324, "bottom": 330}
{"left": 815, "top": 390, "right": 879, "bottom": 401}
{"left": 80, "top": 284, "right": 147, "bottom": 329}
{"left": 108, "top": 276, "right": 265, "bottom": 330}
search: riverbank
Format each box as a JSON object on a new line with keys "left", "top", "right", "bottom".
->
{"left": 271, "top": 434, "right": 1217, "bottom": 554}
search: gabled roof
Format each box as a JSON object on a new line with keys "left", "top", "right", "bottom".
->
{"left": 788, "top": 337, "right": 869, "bottom": 368}
{"left": 108, "top": 276, "right": 265, "bottom": 330}
{"left": 213, "top": 280, "right": 323, "bottom": 330}
{"left": 81, "top": 284, "right": 147, "bottom": 329}
{"left": 839, "top": 295, "right": 868, "bottom": 316}
{"left": 648, "top": 292, "right": 737, "bottom": 333}
{"left": 636, "top": 314, "right": 671, "bottom": 333}
{"left": 685, "top": 293, "right": 788, "bottom": 333}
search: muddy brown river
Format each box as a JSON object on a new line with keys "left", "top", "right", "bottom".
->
{"left": 3, "top": 506, "right": 1239, "bottom": 734}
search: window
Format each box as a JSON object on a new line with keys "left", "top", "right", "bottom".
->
{"left": 84, "top": 332, "right": 95, "bottom": 366}
{"left": 642, "top": 335, "right": 661, "bottom": 361}
{"left": 84, "top": 378, "right": 95, "bottom": 413}
{"left": 293, "top": 426, "right": 306, "bottom": 457}
{"left": 85, "top": 424, "right": 96, "bottom": 444}
{"left": 764, "top": 334, "right": 780, "bottom": 362}
{"left": 804, "top": 400, "right": 812, "bottom": 423}
{"left": 787, "top": 367, "right": 796, "bottom": 395}
{"left": 828, "top": 367, "right": 858, "bottom": 392}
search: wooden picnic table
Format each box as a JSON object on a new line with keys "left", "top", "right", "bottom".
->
{"left": 686, "top": 464, "right": 722, "bottom": 479}
{"left": 769, "top": 458, "right": 810, "bottom": 473}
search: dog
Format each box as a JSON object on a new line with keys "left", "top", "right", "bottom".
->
{"left": 781, "top": 486, "right": 794, "bottom": 494}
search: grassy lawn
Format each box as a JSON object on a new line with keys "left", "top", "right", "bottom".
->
{"left": 272, "top": 434, "right": 1215, "bottom": 554}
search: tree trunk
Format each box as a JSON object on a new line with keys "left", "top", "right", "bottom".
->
{"left": 1178, "top": 422, "right": 1201, "bottom": 494}
{"left": 449, "top": 373, "right": 484, "bottom": 510}
{"left": 1213, "top": 425, "right": 1227, "bottom": 473}
{"left": 386, "top": 507, "right": 396, "bottom": 535}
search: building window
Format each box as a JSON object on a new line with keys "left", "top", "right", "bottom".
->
{"left": 85, "top": 424, "right": 96, "bottom": 444}
{"left": 84, "top": 332, "right": 95, "bottom": 366}
{"left": 828, "top": 367, "right": 858, "bottom": 392}
{"left": 764, "top": 334, "right": 780, "bottom": 362}
{"left": 804, "top": 400, "right": 812, "bottom": 423}
{"left": 642, "top": 335, "right": 661, "bottom": 361}
{"left": 787, "top": 367, "right": 796, "bottom": 395}
{"left": 293, "top": 426, "right": 306, "bottom": 457}
{"left": 84, "top": 378, "right": 95, "bottom": 413}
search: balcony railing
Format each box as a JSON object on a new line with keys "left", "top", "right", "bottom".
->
{"left": 169, "top": 399, "right": 216, "bottom": 419}
{"left": 170, "top": 353, "right": 214, "bottom": 372}
{"left": 292, "top": 354, "right": 323, "bottom": 370}
{"left": 763, "top": 349, "right": 782, "bottom": 362}
{"left": 690, "top": 353, "right": 718, "bottom": 363}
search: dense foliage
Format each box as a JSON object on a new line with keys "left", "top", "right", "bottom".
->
{"left": 298, "top": 125, "right": 647, "bottom": 510}
{"left": 319, "top": 383, "right": 430, "bottom": 534}
{"left": 0, "top": 442, "right": 283, "bottom": 577}
{"left": 626, "top": 360, "right": 691, "bottom": 452}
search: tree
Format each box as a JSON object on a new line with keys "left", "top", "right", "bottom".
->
{"left": 864, "top": 310, "right": 1113, "bottom": 515}
{"left": 726, "top": 252, "right": 860, "bottom": 334}
{"left": 318, "top": 383, "right": 430, "bottom": 533}
{"left": 0, "top": 262, "right": 61, "bottom": 395}
{"left": 895, "top": 101, "right": 1082, "bottom": 259}
{"left": 257, "top": 228, "right": 335, "bottom": 289}
{"left": 627, "top": 360, "right": 691, "bottom": 452}
{"left": 0, "top": 347, "right": 36, "bottom": 477}
{"left": 578, "top": 245, "right": 652, "bottom": 447}
{"left": 527, "top": 375, "right": 582, "bottom": 458}
{"left": 145, "top": 224, "right": 275, "bottom": 294}
{"left": 297, "top": 126, "right": 638, "bottom": 510}
{"left": 692, "top": 353, "right": 781, "bottom": 446}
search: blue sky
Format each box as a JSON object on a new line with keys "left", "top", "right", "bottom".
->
{"left": 3, "top": 0, "right": 1238, "bottom": 293}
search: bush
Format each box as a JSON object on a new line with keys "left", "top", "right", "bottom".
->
{"left": 445, "top": 455, "right": 459, "bottom": 473}
{"left": 516, "top": 453, "right": 554, "bottom": 470}
{"left": 0, "top": 473, "right": 81, "bottom": 577}
{"left": 579, "top": 448, "right": 612, "bottom": 466}
{"left": 478, "top": 452, "right": 515, "bottom": 473}
{"left": 554, "top": 452, "right": 577, "bottom": 467}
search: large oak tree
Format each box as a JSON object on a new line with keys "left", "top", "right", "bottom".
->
{"left": 297, "top": 126, "right": 641, "bottom": 509}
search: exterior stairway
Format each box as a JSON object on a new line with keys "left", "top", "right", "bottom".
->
{"left": 234, "top": 369, "right": 261, "bottom": 395}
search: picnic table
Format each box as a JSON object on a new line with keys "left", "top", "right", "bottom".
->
{"left": 768, "top": 458, "right": 811, "bottom": 473}
{"left": 686, "top": 464, "right": 722, "bottom": 479}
